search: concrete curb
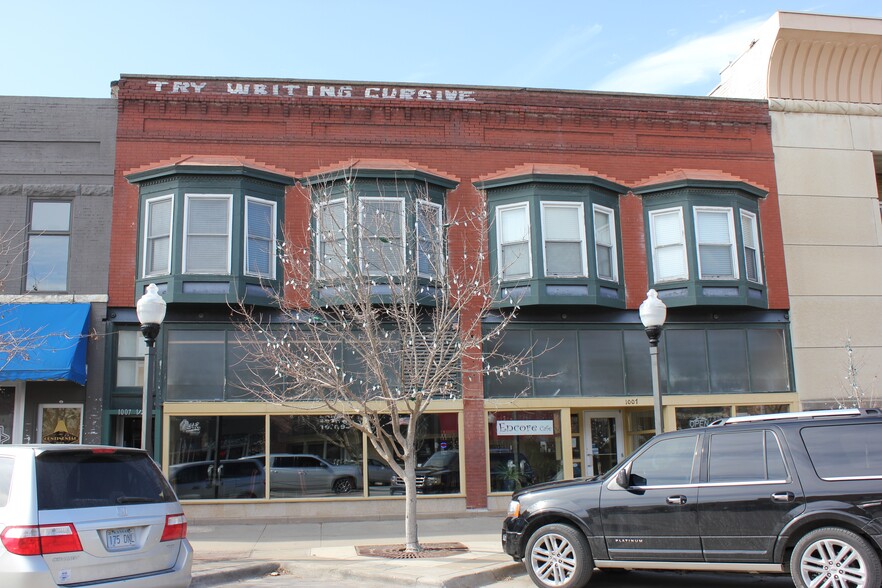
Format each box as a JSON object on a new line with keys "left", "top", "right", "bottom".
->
{"left": 279, "top": 560, "right": 525, "bottom": 587}
{"left": 190, "top": 561, "right": 280, "bottom": 587}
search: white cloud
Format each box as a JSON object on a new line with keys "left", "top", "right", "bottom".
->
{"left": 592, "top": 18, "right": 765, "bottom": 95}
{"left": 513, "top": 24, "right": 603, "bottom": 86}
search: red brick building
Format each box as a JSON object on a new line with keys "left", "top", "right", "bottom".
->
{"left": 106, "top": 75, "right": 795, "bottom": 519}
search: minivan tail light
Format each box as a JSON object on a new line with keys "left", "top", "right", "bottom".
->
{"left": 1, "top": 524, "right": 83, "bottom": 556}
{"left": 160, "top": 513, "right": 187, "bottom": 542}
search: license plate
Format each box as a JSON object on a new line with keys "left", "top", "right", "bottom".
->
{"left": 105, "top": 527, "right": 136, "bottom": 551}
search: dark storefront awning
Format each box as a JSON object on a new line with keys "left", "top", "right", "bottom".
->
{"left": 0, "top": 303, "right": 90, "bottom": 386}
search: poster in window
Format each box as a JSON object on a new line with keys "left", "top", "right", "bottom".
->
{"left": 38, "top": 404, "right": 83, "bottom": 444}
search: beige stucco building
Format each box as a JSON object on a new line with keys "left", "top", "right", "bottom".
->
{"left": 712, "top": 11, "right": 882, "bottom": 409}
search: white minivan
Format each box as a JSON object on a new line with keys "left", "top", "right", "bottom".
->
{"left": 0, "top": 445, "right": 192, "bottom": 588}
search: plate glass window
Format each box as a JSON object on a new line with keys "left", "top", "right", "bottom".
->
{"left": 649, "top": 208, "right": 687, "bottom": 282}
{"left": 245, "top": 197, "right": 276, "bottom": 278}
{"left": 183, "top": 194, "right": 232, "bottom": 274}
{"left": 541, "top": 202, "right": 586, "bottom": 277}
{"left": 497, "top": 203, "right": 531, "bottom": 281}
{"left": 25, "top": 200, "right": 71, "bottom": 292}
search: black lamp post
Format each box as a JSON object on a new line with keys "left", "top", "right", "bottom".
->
{"left": 136, "top": 283, "right": 166, "bottom": 459}
{"left": 639, "top": 289, "right": 667, "bottom": 434}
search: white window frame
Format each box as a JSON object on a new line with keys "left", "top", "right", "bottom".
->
{"left": 359, "top": 196, "right": 406, "bottom": 276}
{"left": 694, "top": 206, "right": 738, "bottom": 280}
{"left": 740, "top": 210, "right": 763, "bottom": 284}
{"left": 592, "top": 203, "right": 618, "bottom": 283}
{"left": 182, "top": 193, "right": 233, "bottom": 275}
{"left": 416, "top": 200, "right": 444, "bottom": 280}
{"left": 142, "top": 194, "right": 174, "bottom": 278}
{"left": 315, "top": 198, "right": 348, "bottom": 281}
{"left": 540, "top": 201, "right": 587, "bottom": 278}
{"left": 649, "top": 207, "right": 688, "bottom": 283}
{"left": 496, "top": 202, "right": 532, "bottom": 282}
{"left": 244, "top": 196, "right": 277, "bottom": 279}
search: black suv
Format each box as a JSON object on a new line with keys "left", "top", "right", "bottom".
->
{"left": 502, "top": 409, "right": 882, "bottom": 588}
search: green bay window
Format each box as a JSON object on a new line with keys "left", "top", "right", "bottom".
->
{"left": 127, "top": 156, "right": 293, "bottom": 306}
{"left": 541, "top": 202, "right": 586, "bottom": 278}
{"left": 497, "top": 202, "right": 532, "bottom": 281}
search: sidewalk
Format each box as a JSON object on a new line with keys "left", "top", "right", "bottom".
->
{"left": 188, "top": 513, "right": 526, "bottom": 587}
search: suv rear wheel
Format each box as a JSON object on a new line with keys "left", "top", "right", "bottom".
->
{"left": 525, "top": 523, "right": 593, "bottom": 588}
{"left": 791, "top": 527, "right": 881, "bottom": 588}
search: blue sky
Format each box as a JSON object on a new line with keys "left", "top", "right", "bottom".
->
{"left": 3, "top": 0, "right": 881, "bottom": 98}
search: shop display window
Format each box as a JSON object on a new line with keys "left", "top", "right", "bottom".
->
{"left": 487, "top": 410, "right": 561, "bottom": 492}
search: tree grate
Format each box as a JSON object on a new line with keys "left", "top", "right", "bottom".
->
{"left": 355, "top": 542, "right": 469, "bottom": 559}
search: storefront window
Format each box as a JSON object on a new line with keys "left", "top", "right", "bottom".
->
{"left": 167, "top": 415, "right": 265, "bottom": 500}
{"left": 378, "top": 412, "right": 460, "bottom": 497}
{"left": 488, "top": 411, "right": 561, "bottom": 492}
{"left": 675, "top": 406, "right": 729, "bottom": 430}
{"left": 628, "top": 409, "right": 656, "bottom": 450}
{"left": 735, "top": 404, "right": 789, "bottom": 416}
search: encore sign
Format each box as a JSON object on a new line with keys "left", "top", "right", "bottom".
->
{"left": 496, "top": 420, "right": 554, "bottom": 436}
{"left": 144, "top": 80, "right": 479, "bottom": 102}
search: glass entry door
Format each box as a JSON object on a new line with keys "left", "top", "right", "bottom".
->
{"left": 583, "top": 410, "right": 625, "bottom": 477}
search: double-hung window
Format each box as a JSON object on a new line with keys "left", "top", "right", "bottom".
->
{"left": 497, "top": 203, "right": 531, "bottom": 281}
{"left": 541, "top": 202, "right": 586, "bottom": 278}
{"left": 317, "top": 199, "right": 348, "bottom": 280}
{"left": 741, "top": 211, "right": 762, "bottom": 284}
{"left": 593, "top": 204, "right": 618, "bottom": 282}
{"left": 416, "top": 200, "right": 443, "bottom": 279}
{"left": 25, "top": 200, "right": 71, "bottom": 292}
{"left": 183, "top": 194, "right": 232, "bottom": 274}
{"left": 694, "top": 207, "right": 737, "bottom": 280}
{"left": 245, "top": 197, "right": 276, "bottom": 279}
{"left": 649, "top": 208, "right": 688, "bottom": 282}
{"left": 143, "top": 194, "right": 173, "bottom": 277}
{"left": 360, "top": 197, "right": 405, "bottom": 276}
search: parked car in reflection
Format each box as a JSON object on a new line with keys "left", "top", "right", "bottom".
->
{"left": 254, "top": 454, "right": 362, "bottom": 495}
{"left": 0, "top": 445, "right": 192, "bottom": 588}
{"left": 390, "top": 449, "right": 460, "bottom": 495}
{"left": 168, "top": 458, "right": 265, "bottom": 499}
{"left": 367, "top": 458, "right": 395, "bottom": 486}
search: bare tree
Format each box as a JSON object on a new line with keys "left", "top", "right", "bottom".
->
{"left": 835, "top": 334, "right": 878, "bottom": 409}
{"left": 236, "top": 173, "right": 530, "bottom": 551}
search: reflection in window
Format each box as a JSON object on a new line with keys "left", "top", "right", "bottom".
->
{"left": 167, "top": 415, "right": 265, "bottom": 500}
{"left": 675, "top": 406, "right": 729, "bottom": 430}
{"left": 629, "top": 434, "right": 698, "bottom": 487}
{"left": 488, "top": 411, "right": 560, "bottom": 492}
{"left": 386, "top": 413, "right": 460, "bottom": 497}
{"left": 360, "top": 197, "right": 405, "bottom": 275}
{"left": 166, "top": 330, "right": 226, "bottom": 400}
{"left": 26, "top": 200, "right": 71, "bottom": 292}
{"left": 708, "top": 430, "right": 786, "bottom": 483}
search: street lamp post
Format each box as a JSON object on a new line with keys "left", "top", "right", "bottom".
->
{"left": 639, "top": 289, "right": 667, "bottom": 434}
{"left": 136, "top": 283, "right": 166, "bottom": 459}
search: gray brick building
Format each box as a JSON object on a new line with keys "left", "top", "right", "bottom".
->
{"left": 0, "top": 96, "right": 116, "bottom": 445}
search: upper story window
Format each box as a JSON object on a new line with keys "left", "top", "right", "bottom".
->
{"left": 245, "top": 197, "right": 276, "bottom": 279}
{"left": 184, "top": 194, "right": 232, "bottom": 275}
{"left": 635, "top": 170, "right": 768, "bottom": 308}
{"left": 25, "top": 200, "right": 71, "bottom": 292}
{"left": 302, "top": 160, "right": 457, "bottom": 305}
{"left": 476, "top": 165, "right": 628, "bottom": 308}
{"left": 497, "top": 203, "right": 532, "bottom": 281}
{"left": 127, "top": 156, "right": 293, "bottom": 306}
{"left": 541, "top": 202, "right": 586, "bottom": 278}
{"left": 143, "top": 195, "right": 173, "bottom": 278}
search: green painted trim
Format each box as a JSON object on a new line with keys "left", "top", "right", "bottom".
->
{"left": 127, "top": 164, "right": 295, "bottom": 186}
{"left": 300, "top": 168, "right": 458, "bottom": 190}
{"left": 475, "top": 173, "right": 627, "bottom": 193}
{"left": 633, "top": 178, "right": 766, "bottom": 199}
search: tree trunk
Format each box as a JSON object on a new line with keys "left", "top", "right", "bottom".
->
{"left": 404, "top": 451, "right": 421, "bottom": 552}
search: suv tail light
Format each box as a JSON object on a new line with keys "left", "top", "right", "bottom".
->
{"left": 160, "top": 513, "right": 187, "bottom": 542}
{"left": 1, "top": 524, "right": 83, "bottom": 556}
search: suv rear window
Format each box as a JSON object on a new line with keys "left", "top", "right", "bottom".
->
{"left": 36, "top": 450, "right": 176, "bottom": 510}
{"left": 801, "top": 423, "right": 882, "bottom": 480}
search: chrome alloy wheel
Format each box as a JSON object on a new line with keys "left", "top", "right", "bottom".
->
{"left": 799, "top": 537, "right": 869, "bottom": 588}
{"left": 530, "top": 532, "right": 577, "bottom": 587}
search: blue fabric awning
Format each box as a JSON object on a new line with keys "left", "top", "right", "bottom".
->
{"left": 0, "top": 303, "right": 90, "bottom": 385}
